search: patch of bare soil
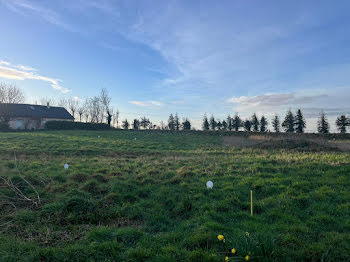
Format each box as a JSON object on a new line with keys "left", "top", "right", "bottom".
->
{"left": 223, "top": 134, "right": 349, "bottom": 152}
{"left": 330, "top": 140, "right": 350, "bottom": 151}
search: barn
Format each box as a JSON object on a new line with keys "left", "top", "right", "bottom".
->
{"left": 0, "top": 103, "right": 74, "bottom": 130}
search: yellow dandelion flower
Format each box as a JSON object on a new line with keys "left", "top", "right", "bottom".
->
{"left": 231, "top": 248, "right": 236, "bottom": 254}
{"left": 245, "top": 255, "right": 250, "bottom": 261}
{"left": 217, "top": 235, "right": 224, "bottom": 241}
{"left": 225, "top": 256, "right": 229, "bottom": 261}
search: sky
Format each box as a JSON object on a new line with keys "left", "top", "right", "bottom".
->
{"left": 0, "top": 0, "right": 350, "bottom": 131}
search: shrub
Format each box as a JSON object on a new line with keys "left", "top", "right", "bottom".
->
{"left": 45, "top": 121, "right": 111, "bottom": 130}
{"left": 0, "top": 121, "right": 10, "bottom": 131}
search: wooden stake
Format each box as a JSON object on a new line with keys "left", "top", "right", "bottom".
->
{"left": 250, "top": 190, "right": 253, "bottom": 216}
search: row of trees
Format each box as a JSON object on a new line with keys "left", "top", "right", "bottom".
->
{"left": 202, "top": 109, "right": 350, "bottom": 134}
{"left": 120, "top": 114, "right": 192, "bottom": 130}
{"left": 202, "top": 110, "right": 305, "bottom": 133}
{"left": 1, "top": 83, "right": 350, "bottom": 133}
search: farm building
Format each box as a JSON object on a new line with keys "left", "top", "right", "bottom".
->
{"left": 0, "top": 103, "right": 74, "bottom": 130}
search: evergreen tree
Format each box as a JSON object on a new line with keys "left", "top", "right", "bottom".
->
{"left": 217, "top": 120, "right": 222, "bottom": 130}
{"left": 233, "top": 114, "right": 242, "bottom": 132}
{"left": 244, "top": 120, "right": 252, "bottom": 132}
{"left": 202, "top": 114, "right": 209, "bottom": 131}
{"left": 168, "top": 114, "right": 175, "bottom": 130}
{"left": 174, "top": 113, "right": 180, "bottom": 131}
{"left": 209, "top": 115, "right": 217, "bottom": 130}
{"left": 222, "top": 120, "right": 228, "bottom": 130}
{"left": 335, "top": 115, "right": 349, "bottom": 134}
{"left": 251, "top": 113, "right": 260, "bottom": 132}
{"left": 227, "top": 115, "right": 233, "bottom": 131}
{"left": 317, "top": 111, "right": 329, "bottom": 134}
{"left": 282, "top": 109, "right": 295, "bottom": 133}
{"left": 132, "top": 119, "right": 140, "bottom": 130}
{"left": 272, "top": 114, "right": 280, "bottom": 133}
{"left": 122, "top": 119, "right": 129, "bottom": 130}
{"left": 260, "top": 116, "right": 268, "bottom": 132}
{"left": 295, "top": 109, "right": 306, "bottom": 133}
{"left": 182, "top": 118, "right": 191, "bottom": 130}
{"left": 140, "top": 116, "right": 150, "bottom": 129}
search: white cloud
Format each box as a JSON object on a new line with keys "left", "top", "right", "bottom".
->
{"left": 227, "top": 93, "right": 329, "bottom": 110}
{"left": 227, "top": 93, "right": 294, "bottom": 107}
{"left": 227, "top": 88, "right": 350, "bottom": 119}
{"left": 2, "top": 0, "right": 76, "bottom": 32}
{"left": 0, "top": 60, "right": 10, "bottom": 66}
{"left": 0, "top": 60, "right": 69, "bottom": 93}
{"left": 16, "top": 64, "right": 37, "bottom": 71}
{"left": 129, "top": 100, "right": 164, "bottom": 107}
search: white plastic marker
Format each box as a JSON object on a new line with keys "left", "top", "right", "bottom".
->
{"left": 64, "top": 163, "right": 69, "bottom": 170}
{"left": 206, "top": 181, "right": 213, "bottom": 189}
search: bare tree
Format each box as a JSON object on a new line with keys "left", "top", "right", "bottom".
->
{"left": 112, "top": 109, "right": 117, "bottom": 127}
{"left": 67, "top": 98, "right": 79, "bottom": 120}
{"left": 0, "top": 103, "right": 11, "bottom": 125}
{"left": 0, "top": 84, "right": 4, "bottom": 104}
{"left": 0, "top": 84, "right": 25, "bottom": 128}
{"left": 57, "top": 98, "right": 68, "bottom": 108}
{"left": 77, "top": 105, "right": 85, "bottom": 122}
{"left": 0, "top": 83, "right": 25, "bottom": 104}
{"left": 83, "top": 98, "right": 90, "bottom": 122}
{"left": 109, "top": 107, "right": 115, "bottom": 127}
{"left": 89, "top": 96, "right": 102, "bottom": 123}
{"left": 100, "top": 88, "right": 112, "bottom": 126}
{"left": 115, "top": 110, "right": 119, "bottom": 128}
{"left": 39, "top": 97, "right": 56, "bottom": 107}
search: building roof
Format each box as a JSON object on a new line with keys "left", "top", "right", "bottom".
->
{"left": 0, "top": 103, "right": 74, "bottom": 120}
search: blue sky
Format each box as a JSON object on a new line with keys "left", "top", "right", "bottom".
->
{"left": 1, "top": 0, "right": 350, "bottom": 130}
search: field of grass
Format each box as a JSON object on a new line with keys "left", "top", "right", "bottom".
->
{"left": 0, "top": 130, "right": 349, "bottom": 261}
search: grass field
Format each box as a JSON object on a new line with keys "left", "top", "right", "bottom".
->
{"left": 0, "top": 130, "right": 349, "bottom": 261}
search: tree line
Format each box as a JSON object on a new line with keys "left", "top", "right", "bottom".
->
{"left": 120, "top": 113, "right": 191, "bottom": 131}
{"left": 201, "top": 109, "right": 350, "bottom": 134}
{"left": 1, "top": 83, "right": 350, "bottom": 133}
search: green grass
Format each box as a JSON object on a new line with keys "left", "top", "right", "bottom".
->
{"left": 0, "top": 130, "right": 349, "bottom": 261}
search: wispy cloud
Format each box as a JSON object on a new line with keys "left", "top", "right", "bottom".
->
{"left": 227, "top": 89, "right": 350, "bottom": 118}
{"left": 1, "top": 0, "right": 76, "bottom": 32}
{"left": 0, "top": 60, "right": 10, "bottom": 66}
{"left": 227, "top": 93, "right": 327, "bottom": 108}
{"left": 129, "top": 100, "right": 164, "bottom": 107}
{"left": 0, "top": 60, "right": 69, "bottom": 93}
{"left": 16, "top": 64, "right": 37, "bottom": 71}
